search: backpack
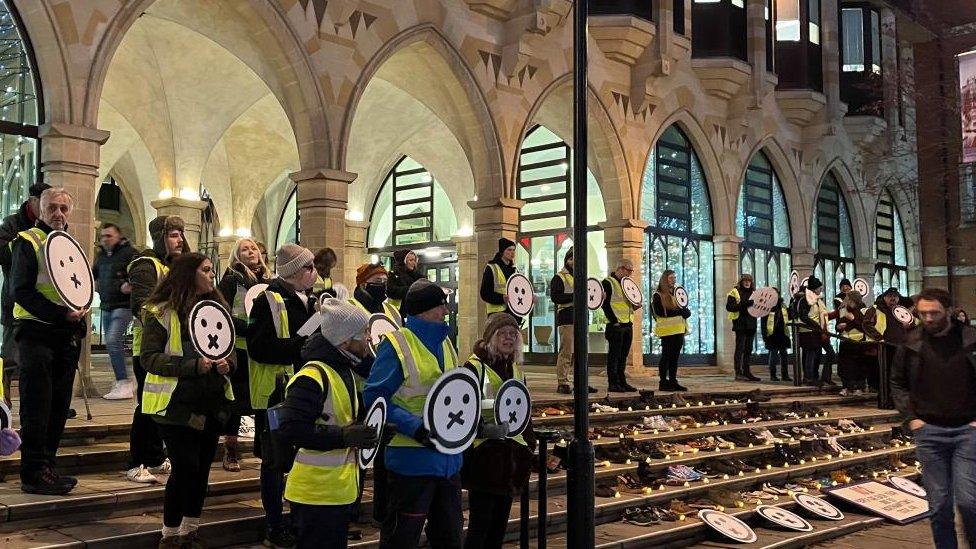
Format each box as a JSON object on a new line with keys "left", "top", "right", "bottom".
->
{"left": 263, "top": 365, "right": 328, "bottom": 472}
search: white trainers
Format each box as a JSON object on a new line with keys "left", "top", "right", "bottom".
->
{"left": 125, "top": 465, "right": 157, "bottom": 484}
{"left": 150, "top": 458, "right": 172, "bottom": 475}
{"left": 838, "top": 388, "right": 849, "bottom": 397}
{"left": 103, "top": 380, "right": 134, "bottom": 400}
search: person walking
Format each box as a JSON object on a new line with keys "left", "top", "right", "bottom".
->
{"left": 760, "top": 291, "right": 791, "bottom": 382}
{"left": 794, "top": 276, "right": 837, "bottom": 387}
{"left": 651, "top": 270, "right": 690, "bottom": 392}
{"left": 350, "top": 263, "right": 401, "bottom": 324}
{"left": 890, "top": 288, "right": 976, "bottom": 548}
{"left": 480, "top": 238, "right": 519, "bottom": 320}
{"left": 139, "top": 253, "right": 236, "bottom": 548}
{"left": 11, "top": 188, "right": 87, "bottom": 495}
{"left": 217, "top": 237, "right": 272, "bottom": 472}
{"left": 834, "top": 291, "right": 883, "bottom": 396}
{"left": 93, "top": 222, "right": 137, "bottom": 400}
{"left": 726, "top": 274, "right": 760, "bottom": 382}
{"left": 247, "top": 243, "right": 318, "bottom": 548}
{"left": 311, "top": 247, "right": 337, "bottom": 299}
{"left": 602, "top": 259, "right": 640, "bottom": 393}
{"left": 549, "top": 247, "right": 594, "bottom": 395}
{"left": 462, "top": 313, "right": 534, "bottom": 549}
{"left": 387, "top": 249, "right": 425, "bottom": 311}
{"left": 125, "top": 215, "right": 190, "bottom": 484}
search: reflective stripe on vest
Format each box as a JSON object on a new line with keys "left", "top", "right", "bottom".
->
{"left": 349, "top": 298, "right": 403, "bottom": 328}
{"left": 797, "top": 299, "right": 828, "bottom": 333}
{"left": 468, "top": 354, "right": 526, "bottom": 447}
{"left": 873, "top": 309, "right": 887, "bottom": 340}
{"left": 248, "top": 291, "right": 294, "bottom": 410}
{"left": 12, "top": 228, "right": 62, "bottom": 323}
{"left": 284, "top": 362, "right": 359, "bottom": 505}
{"left": 606, "top": 276, "right": 633, "bottom": 323}
{"left": 232, "top": 284, "right": 247, "bottom": 350}
{"left": 727, "top": 288, "right": 740, "bottom": 321}
{"left": 127, "top": 257, "right": 167, "bottom": 356}
{"left": 765, "top": 306, "right": 788, "bottom": 335}
{"left": 556, "top": 271, "right": 573, "bottom": 312}
{"left": 847, "top": 307, "right": 887, "bottom": 343}
{"left": 486, "top": 264, "right": 508, "bottom": 314}
{"left": 385, "top": 328, "right": 458, "bottom": 448}
{"left": 312, "top": 275, "right": 333, "bottom": 295}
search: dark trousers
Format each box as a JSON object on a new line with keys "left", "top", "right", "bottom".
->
{"left": 838, "top": 342, "right": 867, "bottom": 390}
{"left": 128, "top": 356, "right": 166, "bottom": 469}
{"left": 371, "top": 445, "right": 388, "bottom": 523}
{"left": 913, "top": 423, "right": 976, "bottom": 548}
{"left": 380, "top": 472, "right": 463, "bottom": 549}
{"left": 733, "top": 331, "right": 755, "bottom": 376}
{"left": 17, "top": 330, "right": 79, "bottom": 477}
{"left": 800, "top": 337, "right": 835, "bottom": 382}
{"left": 767, "top": 347, "right": 789, "bottom": 379}
{"left": 158, "top": 421, "right": 220, "bottom": 528}
{"left": 658, "top": 335, "right": 684, "bottom": 383}
{"left": 464, "top": 490, "right": 513, "bottom": 549}
{"left": 255, "top": 410, "right": 286, "bottom": 528}
{"left": 604, "top": 323, "right": 633, "bottom": 387}
{"left": 292, "top": 501, "right": 354, "bottom": 549}
{"left": 2, "top": 324, "right": 18, "bottom": 406}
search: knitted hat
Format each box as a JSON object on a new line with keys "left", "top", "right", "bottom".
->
{"left": 839, "top": 278, "right": 852, "bottom": 289}
{"left": 482, "top": 311, "right": 519, "bottom": 342}
{"left": 356, "top": 263, "right": 388, "bottom": 286}
{"left": 318, "top": 298, "right": 370, "bottom": 347}
{"left": 882, "top": 287, "right": 900, "bottom": 298}
{"left": 498, "top": 237, "right": 516, "bottom": 254}
{"left": 404, "top": 279, "right": 448, "bottom": 316}
{"left": 28, "top": 183, "right": 51, "bottom": 198}
{"left": 148, "top": 215, "right": 190, "bottom": 258}
{"left": 806, "top": 276, "right": 823, "bottom": 291}
{"left": 275, "top": 243, "right": 314, "bottom": 279}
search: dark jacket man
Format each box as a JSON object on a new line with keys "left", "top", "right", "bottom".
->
{"left": 92, "top": 237, "right": 136, "bottom": 310}
{"left": 0, "top": 183, "right": 49, "bottom": 327}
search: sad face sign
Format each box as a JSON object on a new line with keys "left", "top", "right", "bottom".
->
{"left": 756, "top": 505, "right": 813, "bottom": 531}
{"left": 367, "top": 313, "right": 400, "bottom": 356}
{"left": 748, "top": 287, "right": 780, "bottom": 318}
{"left": 674, "top": 286, "right": 689, "bottom": 308}
{"left": 506, "top": 273, "right": 534, "bottom": 317}
{"left": 788, "top": 270, "right": 801, "bottom": 297}
{"left": 189, "top": 300, "right": 235, "bottom": 361}
{"left": 698, "top": 509, "right": 758, "bottom": 543}
{"left": 493, "top": 378, "right": 531, "bottom": 438}
{"left": 892, "top": 306, "right": 915, "bottom": 327}
{"left": 621, "top": 276, "right": 643, "bottom": 307}
{"left": 44, "top": 230, "right": 94, "bottom": 311}
{"left": 586, "top": 278, "right": 605, "bottom": 311}
{"left": 423, "top": 368, "right": 482, "bottom": 454}
{"left": 793, "top": 492, "right": 844, "bottom": 520}
{"left": 359, "top": 398, "right": 387, "bottom": 469}
{"left": 853, "top": 277, "right": 870, "bottom": 299}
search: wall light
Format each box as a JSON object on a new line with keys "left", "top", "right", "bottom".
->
{"left": 218, "top": 228, "right": 233, "bottom": 237}
{"left": 347, "top": 210, "right": 364, "bottom": 222}
{"left": 455, "top": 225, "right": 473, "bottom": 237}
{"left": 179, "top": 187, "right": 199, "bottom": 201}
{"left": 157, "top": 189, "right": 173, "bottom": 200}
{"left": 235, "top": 228, "right": 252, "bottom": 238}
{"left": 370, "top": 254, "right": 380, "bottom": 264}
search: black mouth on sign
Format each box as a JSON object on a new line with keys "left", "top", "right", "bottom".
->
{"left": 71, "top": 273, "right": 81, "bottom": 288}
{"left": 208, "top": 334, "right": 220, "bottom": 349}
{"left": 447, "top": 410, "right": 465, "bottom": 429}
{"left": 508, "top": 410, "right": 518, "bottom": 424}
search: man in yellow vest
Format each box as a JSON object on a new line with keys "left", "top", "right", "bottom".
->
{"left": 124, "top": 214, "right": 190, "bottom": 484}
{"left": 795, "top": 276, "right": 837, "bottom": 387}
{"left": 480, "top": 237, "right": 519, "bottom": 319}
{"left": 549, "top": 247, "right": 596, "bottom": 395}
{"left": 311, "top": 247, "right": 337, "bottom": 299}
{"left": 726, "top": 274, "right": 760, "bottom": 382}
{"left": 601, "top": 259, "right": 641, "bottom": 392}
{"left": 10, "top": 188, "right": 87, "bottom": 495}
{"left": 350, "top": 263, "right": 402, "bottom": 325}
{"left": 278, "top": 298, "right": 392, "bottom": 547}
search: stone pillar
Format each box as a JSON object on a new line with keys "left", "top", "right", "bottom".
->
{"left": 150, "top": 197, "right": 207, "bottom": 251}
{"left": 469, "top": 197, "right": 523, "bottom": 336}
{"left": 713, "top": 235, "right": 742, "bottom": 374}
{"left": 601, "top": 219, "right": 649, "bottom": 377}
{"left": 820, "top": 0, "right": 843, "bottom": 122}
{"left": 39, "top": 122, "right": 110, "bottom": 397}
{"left": 343, "top": 220, "right": 370, "bottom": 290}
{"left": 880, "top": 8, "right": 899, "bottom": 134}
{"left": 746, "top": 0, "right": 770, "bottom": 104}
{"left": 290, "top": 168, "right": 356, "bottom": 279}
{"left": 453, "top": 235, "right": 477, "bottom": 355}
{"left": 791, "top": 248, "right": 817, "bottom": 278}
{"left": 214, "top": 235, "right": 239, "bottom": 268}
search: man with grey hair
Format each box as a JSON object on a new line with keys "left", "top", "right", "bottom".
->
{"left": 11, "top": 187, "right": 88, "bottom": 494}
{"left": 602, "top": 258, "right": 640, "bottom": 392}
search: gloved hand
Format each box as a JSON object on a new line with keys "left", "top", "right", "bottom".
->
{"left": 0, "top": 428, "right": 21, "bottom": 456}
{"left": 341, "top": 423, "right": 379, "bottom": 448}
{"left": 381, "top": 422, "right": 397, "bottom": 445}
{"left": 412, "top": 426, "right": 437, "bottom": 450}
{"left": 477, "top": 420, "right": 509, "bottom": 440}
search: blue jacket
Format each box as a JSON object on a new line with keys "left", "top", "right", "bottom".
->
{"left": 364, "top": 315, "right": 461, "bottom": 478}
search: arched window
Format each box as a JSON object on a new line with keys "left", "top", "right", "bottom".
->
{"left": 874, "top": 191, "right": 908, "bottom": 296}
{"left": 0, "top": 0, "right": 40, "bottom": 219}
{"left": 641, "top": 125, "right": 715, "bottom": 359}
{"left": 367, "top": 156, "right": 456, "bottom": 248}
{"left": 275, "top": 188, "right": 297, "bottom": 250}
{"left": 813, "top": 173, "right": 856, "bottom": 305}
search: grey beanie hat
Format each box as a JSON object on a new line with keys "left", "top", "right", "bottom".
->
{"left": 318, "top": 298, "right": 370, "bottom": 347}
{"left": 275, "top": 243, "right": 314, "bottom": 279}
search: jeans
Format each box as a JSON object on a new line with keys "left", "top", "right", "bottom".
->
{"left": 556, "top": 324, "right": 573, "bottom": 386}
{"left": 912, "top": 423, "right": 976, "bottom": 548}
{"left": 767, "top": 347, "right": 789, "bottom": 379}
{"left": 658, "top": 335, "right": 684, "bottom": 383}
{"left": 158, "top": 421, "right": 220, "bottom": 528}
{"left": 128, "top": 356, "right": 166, "bottom": 469}
{"left": 380, "top": 472, "right": 463, "bottom": 549}
{"left": 464, "top": 490, "right": 513, "bottom": 549}
{"left": 255, "top": 410, "right": 286, "bottom": 528}
{"left": 102, "top": 307, "right": 132, "bottom": 381}
{"left": 292, "top": 502, "right": 355, "bottom": 549}
{"left": 800, "top": 337, "right": 835, "bottom": 382}
{"left": 733, "top": 331, "right": 755, "bottom": 376}
{"left": 604, "top": 323, "right": 633, "bottom": 388}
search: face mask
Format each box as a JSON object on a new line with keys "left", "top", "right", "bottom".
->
{"left": 366, "top": 282, "right": 387, "bottom": 303}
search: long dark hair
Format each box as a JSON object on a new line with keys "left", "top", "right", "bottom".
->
{"left": 145, "top": 252, "right": 228, "bottom": 323}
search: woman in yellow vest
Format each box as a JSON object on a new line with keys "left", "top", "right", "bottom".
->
{"left": 139, "top": 253, "right": 236, "bottom": 548}
{"left": 461, "top": 313, "right": 536, "bottom": 549}
{"left": 216, "top": 237, "right": 272, "bottom": 471}
{"left": 835, "top": 290, "right": 884, "bottom": 396}
{"left": 311, "top": 247, "right": 337, "bottom": 299}
{"left": 651, "top": 270, "right": 691, "bottom": 392}
{"left": 760, "top": 291, "right": 792, "bottom": 381}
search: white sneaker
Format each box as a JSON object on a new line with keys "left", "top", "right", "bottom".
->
{"left": 150, "top": 458, "right": 172, "bottom": 475}
{"left": 853, "top": 389, "right": 864, "bottom": 396}
{"left": 591, "top": 403, "right": 619, "bottom": 413}
{"left": 103, "top": 380, "right": 134, "bottom": 400}
{"left": 125, "top": 465, "right": 157, "bottom": 484}
{"left": 838, "top": 388, "right": 849, "bottom": 396}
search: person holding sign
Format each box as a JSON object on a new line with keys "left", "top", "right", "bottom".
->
{"left": 760, "top": 291, "right": 791, "bottom": 382}
{"left": 726, "top": 274, "right": 760, "bottom": 382}
{"left": 602, "top": 259, "right": 641, "bottom": 393}
{"left": 549, "top": 247, "right": 594, "bottom": 395}
{"left": 834, "top": 291, "right": 884, "bottom": 395}
{"left": 217, "top": 237, "right": 272, "bottom": 472}
{"left": 277, "top": 298, "right": 392, "bottom": 548}
{"left": 834, "top": 278, "right": 852, "bottom": 310}
{"left": 890, "top": 288, "right": 976, "bottom": 548}
{"left": 139, "top": 253, "right": 236, "bottom": 548}
{"left": 461, "top": 313, "right": 536, "bottom": 549}
{"left": 795, "top": 276, "right": 837, "bottom": 387}
{"left": 387, "top": 249, "right": 426, "bottom": 311}
{"left": 652, "top": 270, "right": 691, "bottom": 392}
{"left": 480, "top": 238, "right": 519, "bottom": 320}
{"left": 351, "top": 263, "right": 402, "bottom": 326}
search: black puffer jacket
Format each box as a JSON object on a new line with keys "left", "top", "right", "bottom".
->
{"left": 725, "top": 284, "right": 757, "bottom": 333}
{"left": 0, "top": 201, "right": 35, "bottom": 326}
{"left": 480, "top": 254, "right": 517, "bottom": 308}
{"left": 93, "top": 238, "right": 136, "bottom": 310}
{"left": 246, "top": 277, "right": 315, "bottom": 372}
{"left": 387, "top": 249, "right": 426, "bottom": 305}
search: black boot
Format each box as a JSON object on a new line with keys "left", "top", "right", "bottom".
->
{"left": 781, "top": 365, "right": 792, "bottom": 381}
{"left": 743, "top": 364, "right": 761, "bottom": 382}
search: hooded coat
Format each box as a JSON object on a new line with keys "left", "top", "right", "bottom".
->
{"left": 386, "top": 250, "right": 426, "bottom": 304}
{"left": 725, "top": 277, "right": 757, "bottom": 333}
{"left": 128, "top": 216, "right": 191, "bottom": 319}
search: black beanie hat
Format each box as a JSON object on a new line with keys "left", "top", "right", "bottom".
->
{"left": 839, "top": 278, "right": 852, "bottom": 289}
{"left": 498, "top": 237, "right": 516, "bottom": 254}
{"left": 404, "top": 279, "right": 448, "bottom": 316}
{"left": 28, "top": 183, "right": 51, "bottom": 198}
{"left": 882, "top": 287, "right": 900, "bottom": 298}
{"left": 806, "top": 276, "right": 823, "bottom": 291}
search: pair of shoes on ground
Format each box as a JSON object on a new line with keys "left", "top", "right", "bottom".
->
{"left": 103, "top": 379, "right": 135, "bottom": 400}
{"left": 608, "top": 382, "right": 640, "bottom": 393}
{"left": 658, "top": 380, "right": 689, "bottom": 392}
{"left": 126, "top": 458, "right": 172, "bottom": 484}
{"left": 21, "top": 466, "right": 78, "bottom": 495}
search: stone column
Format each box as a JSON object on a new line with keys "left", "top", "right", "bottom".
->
{"left": 453, "top": 235, "right": 477, "bottom": 355}
{"left": 150, "top": 197, "right": 207, "bottom": 250}
{"left": 880, "top": 8, "right": 899, "bottom": 135}
{"left": 820, "top": 0, "right": 843, "bottom": 122}
{"left": 469, "top": 197, "right": 523, "bottom": 336}
{"left": 39, "top": 122, "right": 110, "bottom": 397}
{"left": 290, "top": 168, "right": 356, "bottom": 279}
{"left": 713, "top": 234, "right": 742, "bottom": 374}
{"left": 343, "top": 220, "right": 370, "bottom": 290}
{"left": 214, "top": 235, "right": 238, "bottom": 268}
{"left": 791, "top": 248, "right": 817, "bottom": 278}
{"left": 747, "top": 0, "right": 770, "bottom": 104}
{"left": 601, "top": 219, "right": 649, "bottom": 378}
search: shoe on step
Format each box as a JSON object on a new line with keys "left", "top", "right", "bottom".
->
{"left": 103, "top": 379, "right": 134, "bottom": 400}
{"left": 158, "top": 535, "right": 181, "bottom": 549}
{"left": 126, "top": 465, "right": 158, "bottom": 484}
{"left": 264, "top": 524, "right": 296, "bottom": 548}
{"left": 180, "top": 531, "right": 206, "bottom": 549}
{"left": 150, "top": 458, "right": 172, "bottom": 475}
{"left": 21, "top": 468, "right": 72, "bottom": 495}
{"left": 556, "top": 384, "right": 571, "bottom": 395}
{"left": 671, "top": 381, "right": 688, "bottom": 392}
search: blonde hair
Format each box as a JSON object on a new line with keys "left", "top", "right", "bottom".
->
{"left": 655, "top": 270, "right": 679, "bottom": 311}
{"left": 229, "top": 237, "right": 271, "bottom": 283}
{"left": 485, "top": 327, "right": 524, "bottom": 367}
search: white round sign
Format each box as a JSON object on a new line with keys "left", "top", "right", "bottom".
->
{"left": 888, "top": 475, "right": 926, "bottom": 497}
{"left": 748, "top": 287, "right": 780, "bottom": 318}
{"left": 423, "top": 368, "right": 482, "bottom": 455}
{"left": 505, "top": 273, "right": 534, "bottom": 317}
{"left": 188, "top": 300, "right": 236, "bottom": 361}
{"left": 792, "top": 493, "right": 844, "bottom": 521}
{"left": 698, "top": 509, "right": 758, "bottom": 543}
{"left": 853, "top": 278, "right": 870, "bottom": 298}
{"left": 494, "top": 378, "right": 531, "bottom": 438}
{"left": 243, "top": 283, "right": 269, "bottom": 316}
{"left": 44, "top": 230, "right": 93, "bottom": 311}
{"left": 621, "top": 276, "right": 643, "bottom": 306}
{"left": 367, "top": 313, "right": 400, "bottom": 356}
{"left": 893, "top": 306, "right": 914, "bottom": 327}
{"left": 756, "top": 505, "right": 813, "bottom": 531}
{"left": 674, "top": 286, "right": 689, "bottom": 308}
{"left": 800, "top": 276, "right": 810, "bottom": 290}
{"left": 359, "top": 398, "right": 387, "bottom": 469}
{"left": 586, "top": 278, "right": 605, "bottom": 311}
{"left": 0, "top": 400, "right": 10, "bottom": 431}
{"left": 788, "top": 271, "right": 801, "bottom": 297}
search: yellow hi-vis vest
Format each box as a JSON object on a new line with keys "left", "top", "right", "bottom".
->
{"left": 283, "top": 361, "right": 359, "bottom": 506}
{"left": 127, "top": 256, "right": 168, "bottom": 355}
{"left": 12, "top": 227, "right": 63, "bottom": 323}
{"left": 606, "top": 276, "right": 634, "bottom": 324}
{"left": 312, "top": 275, "right": 333, "bottom": 296}
{"left": 141, "top": 305, "right": 234, "bottom": 417}
{"left": 797, "top": 298, "right": 828, "bottom": 333}
{"left": 871, "top": 308, "right": 887, "bottom": 341}
{"left": 765, "top": 306, "right": 789, "bottom": 335}
{"left": 486, "top": 264, "right": 508, "bottom": 314}
{"left": 727, "top": 288, "right": 741, "bottom": 321}
{"left": 385, "top": 327, "right": 459, "bottom": 448}
{"left": 467, "top": 354, "right": 527, "bottom": 448}
{"left": 556, "top": 270, "right": 573, "bottom": 312}
{"left": 231, "top": 283, "right": 247, "bottom": 350}
{"left": 349, "top": 298, "right": 402, "bottom": 328}
{"left": 652, "top": 291, "right": 686, "bottom": 337}
{"left": 249, "top": 291, "right": 294, "bottom": 410}
{"left": 845, "top": 307, "right": 888, "bottom": 343}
